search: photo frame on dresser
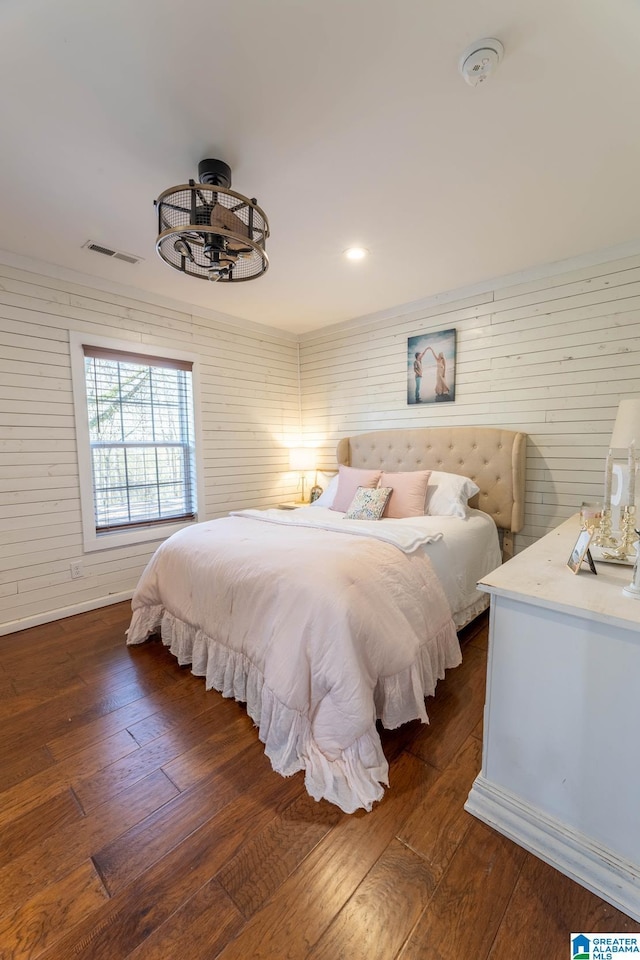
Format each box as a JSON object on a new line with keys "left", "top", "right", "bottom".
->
{"left": 407, "top": 328, "right": 456, "bottom": 405}
{"left": 567, "top": 528, "right": 597, "bottom": 575}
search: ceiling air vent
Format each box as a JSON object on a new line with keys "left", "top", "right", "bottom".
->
{"left": 83, "top": 241, "right": 143, "bottom": 265}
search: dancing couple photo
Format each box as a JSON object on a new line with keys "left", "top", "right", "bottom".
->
{"left": 407, "top": 328, "right": 456, "bottom": 405}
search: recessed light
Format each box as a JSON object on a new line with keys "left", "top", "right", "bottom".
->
{"left": 344, "top": 247, "right": 368, "bottom": 261}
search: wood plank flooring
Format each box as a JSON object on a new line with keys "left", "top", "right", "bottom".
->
{"left": 0, "top": 602, "right": 638, "bottom": 960}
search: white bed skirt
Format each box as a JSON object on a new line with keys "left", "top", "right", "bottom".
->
{"left": 453, "top": 593, "right": 490, "bottom": 630}
{"left": 129, "top": 604, "right": 461, "bottom": 813}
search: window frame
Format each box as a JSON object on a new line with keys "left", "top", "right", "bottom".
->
{"left": 70, "top": 331, "right": 205, "bottom": 552}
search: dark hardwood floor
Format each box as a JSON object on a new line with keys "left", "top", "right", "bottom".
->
{"left": 0, "top": 602, "right": 638, "bottom": 959}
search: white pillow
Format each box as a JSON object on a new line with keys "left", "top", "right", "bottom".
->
{"left": 310, "top": 473, "right": 339, "bottom": 507}
{"left": 425, "top": 470, "right": 480, "bottom": 518}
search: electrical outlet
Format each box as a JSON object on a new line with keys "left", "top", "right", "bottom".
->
{"left": 70, "top": 561, "right": 84, "bottom": 579}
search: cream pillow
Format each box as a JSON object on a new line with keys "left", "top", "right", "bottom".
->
{"left": 310, "top": 473, "right": 339, "bottom": 507}
{"left": 331, "top": 466, "right": 382, "bottom": 512}
{"left": 426, "top": 471, "right": 480, "bottom": 518}
{"left": 379, "top": 470, "right": 431, "bottom": 518}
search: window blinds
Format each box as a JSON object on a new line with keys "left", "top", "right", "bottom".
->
{"left": 82, "top": 346, "right": 197, "bottom": 532}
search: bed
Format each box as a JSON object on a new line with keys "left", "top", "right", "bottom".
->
{"left": 127, "top": 426, "right": 526, "bottom": 813}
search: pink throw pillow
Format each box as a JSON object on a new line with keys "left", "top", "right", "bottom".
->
{"left": 379, "top": 470, "right": 431, "bottom": 519}
{"left": 331, "top": 466, "right": 382, "bottom": 512}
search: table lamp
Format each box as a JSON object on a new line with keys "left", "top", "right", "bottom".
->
{"left": 289, "top": 447, "right": 316, "bottom": 503}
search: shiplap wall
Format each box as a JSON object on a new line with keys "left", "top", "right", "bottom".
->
{"left": 4, "top": 250, "right": 640, "bottom": 632}
{"left": 0, "top": 264, "right": 299, "bottom": 633}
{"left": 299, "top": 253, "right": 640, "bottom": 551}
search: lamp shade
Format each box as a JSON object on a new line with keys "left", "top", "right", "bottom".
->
{"left": 610, "top": 399, "right": 640, "bottom": 450}
{"left": 289, "top": 447, "right": 316, "bottom": 471}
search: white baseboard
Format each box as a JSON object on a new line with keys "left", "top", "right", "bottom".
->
{"left": 0, "top": 591, "right": 133, "bottom": 636}
{"left": 465, "top": 775, "right": 640, "bottom": 922}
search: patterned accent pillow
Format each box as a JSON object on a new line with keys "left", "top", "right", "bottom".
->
{"left": 344, "top": 486, "right": 393, "bottom": 521}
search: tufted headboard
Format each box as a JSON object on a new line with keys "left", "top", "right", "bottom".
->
{"left": 336, "top": 426, "right": 527, "bottom": 536}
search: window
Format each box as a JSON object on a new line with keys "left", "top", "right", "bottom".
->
{"left": 71, "top": 334, "right": 202, "bottom": 551}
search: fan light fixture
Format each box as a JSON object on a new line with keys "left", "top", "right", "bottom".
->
{"left": 154, "top": 159, "right": 269, "bottom": 282}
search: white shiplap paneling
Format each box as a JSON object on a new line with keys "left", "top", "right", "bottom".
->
{"left": 0, "top": 264, "right": 300, "bottom": 633}
{"left": 299, "top": 255, "right": 640, "bottom": 552}
{"left": 4, "top": 249, "right": 640, "bottom": 632}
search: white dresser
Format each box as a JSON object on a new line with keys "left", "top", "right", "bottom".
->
{"left": 465, "top": 515, "right": 640, "bottom": 921}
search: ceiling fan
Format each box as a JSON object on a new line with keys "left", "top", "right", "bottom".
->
{"left": 154, "top": 159, "right": 269, "bottom": 282}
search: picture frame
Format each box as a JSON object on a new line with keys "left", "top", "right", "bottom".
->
{"left": 567, "top": 527, "right": 596, "bottom": 575}
{"left": 407, "top": 329, "right": 456, "bottom": 405}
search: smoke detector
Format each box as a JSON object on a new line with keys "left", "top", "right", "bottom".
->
{"left": 459, "top": 38, "right": 504, "bottom": 86}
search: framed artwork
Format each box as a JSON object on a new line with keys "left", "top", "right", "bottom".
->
{"left": 407, "top": 329, "right": 456, "bottom": 405}
{"left": 567, "top": 527, "right": 597, "bottom": 575}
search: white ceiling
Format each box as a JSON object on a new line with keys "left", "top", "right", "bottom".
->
{"left": 2, "top": 0, "right": 640, "bottom": 335}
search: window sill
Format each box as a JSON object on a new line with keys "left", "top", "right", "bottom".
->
{"left": 82, "top": 517, "right": 198, "bottom": 553}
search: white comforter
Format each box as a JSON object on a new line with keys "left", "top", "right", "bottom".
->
{"left": 127, "top": 510, "right": 460, "bottom": 813}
